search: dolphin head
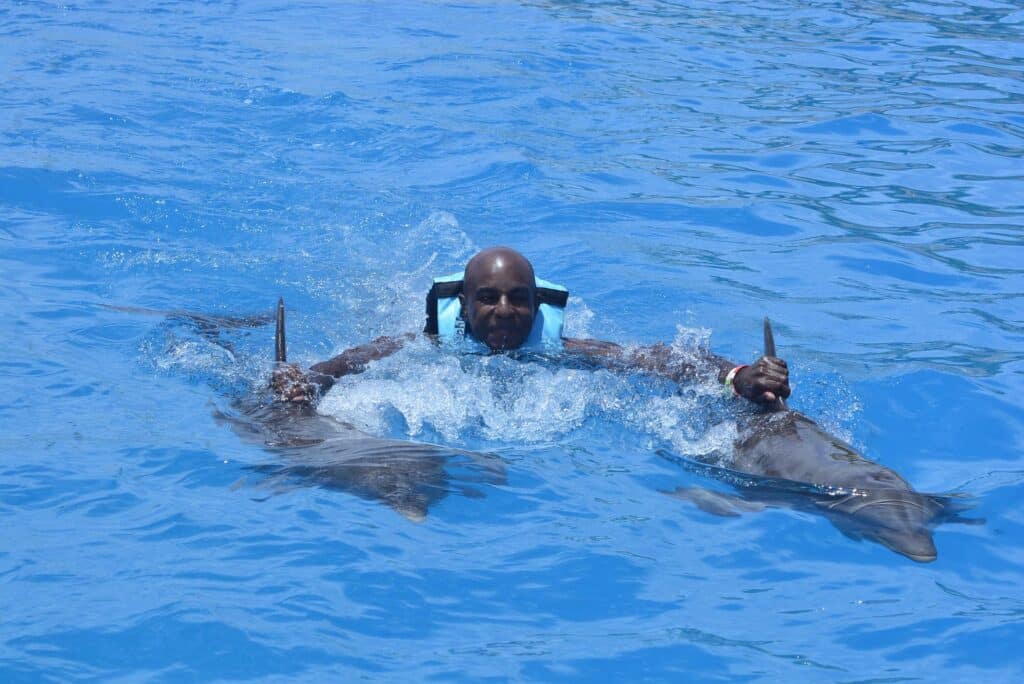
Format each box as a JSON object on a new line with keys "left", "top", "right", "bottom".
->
{"left": 819, "top": 489, "right": 941, "bottom": 563}
{"left": 871, "top": 524, "right": 937, "bottom": 563}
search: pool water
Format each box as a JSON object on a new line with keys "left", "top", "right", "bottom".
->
{"left": 2, "top": 1, "right": 1023, "bottom": 681}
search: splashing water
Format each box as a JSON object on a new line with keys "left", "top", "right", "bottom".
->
{"left": 330, "top": 210, "right": 480, "bottom": 339}
{"left": 317, "top": 326, "right": 743, "bottom": 461}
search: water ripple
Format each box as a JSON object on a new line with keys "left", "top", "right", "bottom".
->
{"left": 4, "top": 0, "right": 1024, "bottom": 681}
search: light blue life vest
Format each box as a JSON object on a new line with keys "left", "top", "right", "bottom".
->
{"left": 424, "top": 271, "right": 567, "bottom": 351}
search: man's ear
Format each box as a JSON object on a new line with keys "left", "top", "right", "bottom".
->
{"left": 458, "top": 292, "right": 467, "bottom": 317}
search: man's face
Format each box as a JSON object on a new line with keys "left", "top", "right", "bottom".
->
{"left": 460, "top": 254, "right": 537, "bottom": 350}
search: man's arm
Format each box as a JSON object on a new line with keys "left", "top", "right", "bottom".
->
{"left": 309, "top": 333, "right": 414, "bottom": 381}
{"left": 561, "top": 337, "right": 790, "bottom": 404}
{"left": 273, "top": 333, "right": 414, "bottom": 403}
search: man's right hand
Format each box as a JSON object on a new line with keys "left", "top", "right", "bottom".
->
{"left": 272, "top": 363, "right": 316, "bottom": 403}
{"left": 734, "top": 356, "right": 790, "bottom": 404}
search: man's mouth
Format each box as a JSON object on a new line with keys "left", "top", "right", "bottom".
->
{"left": 487, "top": 328, "right": 523, "bottom": 349}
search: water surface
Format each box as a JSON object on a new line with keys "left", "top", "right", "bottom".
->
{"left": 2, "top": 1, "right": 1023, "bottom": 681}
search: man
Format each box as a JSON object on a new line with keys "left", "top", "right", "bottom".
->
{"left": 274, "top": 246, "right": 790, "bottom": 404}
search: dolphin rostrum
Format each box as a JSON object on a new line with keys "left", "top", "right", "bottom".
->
{"left": 666, "top": 318, "right": 956, "bottom": 562}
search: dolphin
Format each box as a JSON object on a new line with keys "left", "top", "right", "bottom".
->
{"left": 219, "top": 297, "right": 506, "bottom": 521}
{"left": 665, "top": 319, "right": 962, "bottom": 562}
{"left": 221, "top": 397, "right": 505, "bottom": 522}
{"left": 120, "top": 298, "right": 506, "bottom": 520}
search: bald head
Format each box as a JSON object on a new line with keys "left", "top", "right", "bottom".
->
{"left": 459, "top": 247, "right": 538, "bottom": 350}
{"left": 464, "top": 247, "right": 535, "bottom": 290}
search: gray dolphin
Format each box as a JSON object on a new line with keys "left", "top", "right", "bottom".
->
{"left": 666, "top": 319, "right": 962, "bottom": 562}
{"left": 223, "top": 298, "right": 507, "bottom": 520}
{"left": 222, "top": 398, "right": 505, "bottom": 522}
{"left": 135, "top": 298, "right": 506, "bottom": 521}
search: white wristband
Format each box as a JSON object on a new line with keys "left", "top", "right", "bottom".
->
{"left": 724, "top": 365, "right": 747, "bottom": 397}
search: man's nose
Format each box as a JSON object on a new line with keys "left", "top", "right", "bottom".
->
{"left": 495, "top": 295, "right": 513, "bottom": 316}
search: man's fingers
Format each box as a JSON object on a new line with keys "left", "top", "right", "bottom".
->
{"left": 738, "top": 362, "right": 790, "bottom": 402}
{"left": 738, "top": 356, "right": 790, "bottom": 403}
{"left": 758, "top": 362, "right": 787, "bottom": 376}
{"left": 753, "top": 374, "right": 787, "bottom": 388}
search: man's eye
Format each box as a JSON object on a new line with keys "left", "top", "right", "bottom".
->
{"left": 478, "top": 294, "right": 497, "bottom": 304}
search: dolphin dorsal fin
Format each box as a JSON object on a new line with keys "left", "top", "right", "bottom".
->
{"left": 275, "top": 298, "right": 287, "bottom": 363}
{"left": 763, "top": 317, "right": 787, "bottom": 412}
{"left": 763, "top": 316, "right": 776, "bottom": 358}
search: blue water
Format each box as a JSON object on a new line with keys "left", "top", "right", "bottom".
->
{"left": 3, "top": 0, "right": 1024, "bottom": 680}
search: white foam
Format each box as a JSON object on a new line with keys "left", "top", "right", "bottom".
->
{"left": 316, "top": 326, "right": 738, "bottom": 459}
{"left": 562, "top": 296, "right": 594, "bottom": 340}
{"left": 326, "top": 211, "right": 478, "bottom": 341}
{"left": 317, "top": 345, "right": 611, "bottom": 443}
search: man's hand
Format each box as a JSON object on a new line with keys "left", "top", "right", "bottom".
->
{"left": 272, "top": 363, "right": 316, "bottom": 404}
{"left": 734, "top": 356, "right": 790, "bottom": 404}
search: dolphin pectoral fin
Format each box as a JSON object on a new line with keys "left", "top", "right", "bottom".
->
{"left": 101, "top": 303, "right": 275, "bottom": 328}
{"left": 924, "top": 493, "right": 985, "bottom": 526}
{"left": 662, "top": 486, "right": 766, "bottom": 517}
{"left": 105, "top": 302, "right": 275, "bottom": 359}
{"left": 943, "top": 513, "right": 986, "bottom": 526}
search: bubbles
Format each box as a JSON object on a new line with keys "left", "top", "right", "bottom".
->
{"left": 327, "top": 210, "right": 479, "bottom": 341}
{"left": 620, "top": 386, "right": 739, "bottom": 462}
{"left": 790, "top": 366, "right": 861, "bottom": 446}
{"left": 153, "top": 338, "right": 235, "bottom": 370}
{"left": 668, "top": 324, "right": 713, "bottom": 361}
{"left": 562, "top": 296, "right": 594, "bottom": 339}
{"left": 318, "top": 344, "right": 608, "bottom": 444}
{"left": 141, "top": 317, "right": 270, "bottom": 399}
{"left": 316, "top": 332, "right": 740, "bottom": 461}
